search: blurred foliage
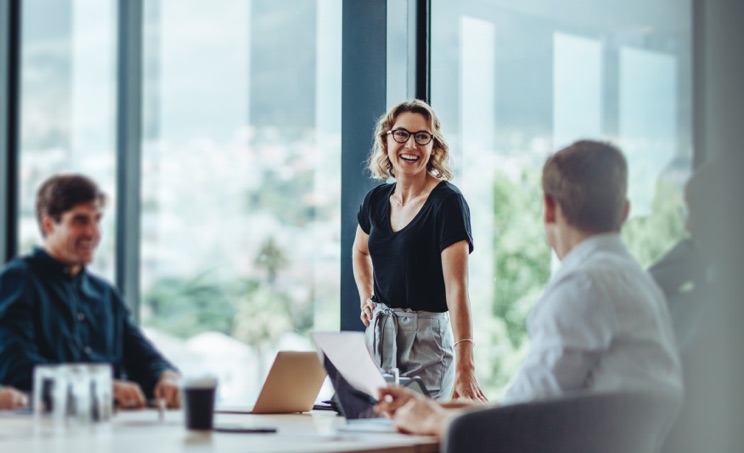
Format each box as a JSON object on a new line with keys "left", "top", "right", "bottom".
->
{"left": 142, "top": 271, "right": 236, "bottom": 338}
{"left": 491, "top": 169, "right": 551, "bottom": 348}
{"left": 622, "top": 178, "right": 688, "bottom": 267}
{"left": 232, "top": 286, "right": 293, "bottom": 347}
{"left": 476, "top": 169, "right": 551, "bottom": 394}
{"left": 245, "top": 169, "right": 316, "bottom": 227}
{"left": 255, "top": 236, "right": 289, "bottom": 285}
{"left": 142, "top": 240, "right": 307, "bottom": 350}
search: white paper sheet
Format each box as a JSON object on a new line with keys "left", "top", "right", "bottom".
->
{"left": 311, "top": 331, "right": 387, "bottom": 397}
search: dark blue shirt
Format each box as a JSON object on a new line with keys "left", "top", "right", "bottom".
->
{"left": 0, "top": 248, "right": 175, "bottom": 396}
{"left": 357, "top": 181, "right": 474, "bottom": 312}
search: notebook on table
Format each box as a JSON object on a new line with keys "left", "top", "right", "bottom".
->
{"left": 216, "top": 350, "right": 327, "bottom": 414}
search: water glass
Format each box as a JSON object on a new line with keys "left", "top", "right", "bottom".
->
{"left": 33, "top": 364, "right": 69, "bottom": 432}
{"left": 88, "top": 363, "right": 113, "bottom": 423}
{"left": 381, "top": 367, "right": 400, "bottom": 386}
{"left": 33, "top": 363, "right": 114, "bottom": 432}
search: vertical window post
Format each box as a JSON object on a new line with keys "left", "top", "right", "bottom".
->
{"left": 116, "top": 0, "right": 143, "bottom": 318}
{"left": 340, "top": 0, "right": 387, "bottom": 331}
{"left": 0, "top": 0, "right": 21, "bottom": 264}
{"left": 408, "top": 0, "right": 430, "bottom": 102}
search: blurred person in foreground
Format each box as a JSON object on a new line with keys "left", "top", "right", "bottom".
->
{"left": 650, "top": 153, "right": 743, "bottom": 453}
{"left": 353, "top": 99, "right": 485, "bottom": 401}
{"left": 0, "top": 174, "right": 180, "bottom": 409}
{"left": 649, "top": 154, "right": 735, "bottom": 351}
{"left": 374, "top": 140, "right": 683, "bottom": 436}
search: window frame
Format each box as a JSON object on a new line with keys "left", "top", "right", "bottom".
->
{"left": 0, "top": 0, "right": 21, "bottom": 264}
{"left": 0, "top": 0, "right": 706, "bottom": 328}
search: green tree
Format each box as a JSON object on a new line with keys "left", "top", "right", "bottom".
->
{"left": 254, "top": 236, "right": 288, "bottom": 285}
{"left": 232, "top": 285, "right": 294, "bottom": 382}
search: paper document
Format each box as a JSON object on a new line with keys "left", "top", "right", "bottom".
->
{"left": 311, "top": 331, "right": 387, "bottom": 397}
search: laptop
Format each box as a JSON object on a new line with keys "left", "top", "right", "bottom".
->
{"left": 311, "top": 332, "right": 400, "bottom": 432}
{"left": 217, "top": 351, "right": 327, "bottom": 414}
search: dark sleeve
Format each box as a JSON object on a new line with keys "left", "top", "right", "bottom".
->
{"left": 357, "top": 188, "right": 375, "bottom": 234}
{"left": 648, "top": 238, "right": 705, "bottom": 297}
{"left": 0, "top": 266, "right": 51, "bottom": 391}
{"left": 438, "top": 193, "right": 474, "bottom": 253}
{"left": 117, "top": 290, "right": 177, "bottom": 398}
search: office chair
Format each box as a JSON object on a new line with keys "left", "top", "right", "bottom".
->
{"left": 443, "top": 389, "right": 682, "bottom": 453}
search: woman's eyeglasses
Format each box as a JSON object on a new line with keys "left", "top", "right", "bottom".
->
{"left": 386, "top": 128, "right": 434, "bottom": 146}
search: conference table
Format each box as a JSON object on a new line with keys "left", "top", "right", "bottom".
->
{"left": 0, "top": 409, "right": 440, "bottom": 452}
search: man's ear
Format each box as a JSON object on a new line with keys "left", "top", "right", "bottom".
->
{"left": 41, "top": 215, "right": 55, "bottom": 237}
{"left": 620, "top": 199, "right": 630, "bottom": 225}
{"left": 543, "top": 194, "right": 557, "bottom": 224}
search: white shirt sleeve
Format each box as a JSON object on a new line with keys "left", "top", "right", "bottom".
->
{"left": 501, "top": 270, "right": 616, "bottom": 404}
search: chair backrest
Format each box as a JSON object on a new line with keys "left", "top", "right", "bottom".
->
{"left": 443, "top": 390, "right": 682, "bottom": 453}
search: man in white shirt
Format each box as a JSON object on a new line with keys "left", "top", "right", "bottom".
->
{"left": 374, "top": 140, "right": 683, "bottom": 437}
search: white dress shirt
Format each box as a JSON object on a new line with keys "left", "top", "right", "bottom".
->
{"left": 502, "top": 233, "right": 683, "bottom": 404}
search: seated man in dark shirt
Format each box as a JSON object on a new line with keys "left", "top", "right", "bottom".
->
{"left": 0, "top": 174, "right": 180, "bottom": 409}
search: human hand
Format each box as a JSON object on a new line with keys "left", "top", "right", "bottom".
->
{"left": 451, "top": 368, "right": 488, "bottom": 402}
{"left": 360, "top": 297, "right": 375, "bottom": 327}
{"left": 375, "top": 385, "right": 418, "bottom": 415}
{"left": 113, "top": 380, "right": 147, "bottom": 409}
{"left": 0, "top": 386, "right": 28, "bottom": 410}
{"left": 154, "top": 370, "right": 181, "bottom": 409}
{"left": 375, "top": 386, "right": 449, "bottom": 437}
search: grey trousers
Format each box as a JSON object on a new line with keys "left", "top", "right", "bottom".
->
{"left": 365, "top": 302, "right": 454, "bottom": 400}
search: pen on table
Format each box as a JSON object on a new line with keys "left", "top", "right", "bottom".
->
{"left": 157, "top": 397, "right": 165, "bottom": 422}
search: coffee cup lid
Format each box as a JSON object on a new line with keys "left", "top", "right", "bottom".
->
{"left": 181, "top": 375, "right": 218, "bottom": 389}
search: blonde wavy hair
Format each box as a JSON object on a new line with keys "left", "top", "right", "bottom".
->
{"left": 367, "top": 99, "right": 453, "bottom": 180}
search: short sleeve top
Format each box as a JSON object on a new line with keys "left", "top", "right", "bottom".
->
{"left": 357, "top": 180, "right": 473, "bottom": 312}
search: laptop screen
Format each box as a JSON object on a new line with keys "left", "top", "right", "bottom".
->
{"left": 311, "top": 331, "right": 393, "bottom": 422}
{"left": 322, "top": 354, "right": 384, "bottom": 420}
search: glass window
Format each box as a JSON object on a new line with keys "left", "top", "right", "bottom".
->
{"left": 431, "top": 0, "right": 692, "bottom": 396}
{"left": 18, "top": 0, "right": 117, "bottom": 280}
{"left": 140, "top": 0, "right": 342, "bottom": 403}
{"left": 386, "top": 0, "right": 408, "bottom": 107}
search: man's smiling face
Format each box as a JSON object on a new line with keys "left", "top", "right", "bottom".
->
{"left": 42, "top": 200, "right": 103, "bottom": 275}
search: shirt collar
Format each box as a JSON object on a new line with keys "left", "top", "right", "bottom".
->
{"left": 31, "top": 246, "right": 87, "bottom": 280}
{"left": 556, "top": 233, "right": 627, "bottom": 275}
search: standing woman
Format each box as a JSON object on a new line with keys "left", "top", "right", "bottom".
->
{"left": 353, "top": 99, "right": 486, "bottom": 401}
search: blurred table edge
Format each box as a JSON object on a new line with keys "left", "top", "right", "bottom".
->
{"left": 0, "top": 408, "right": 440, "bottom": 453}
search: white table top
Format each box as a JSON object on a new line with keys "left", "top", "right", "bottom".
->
{"left": 0, "top": 409, "right": 440, "bottom": 453}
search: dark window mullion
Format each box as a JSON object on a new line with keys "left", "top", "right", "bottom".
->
{"left": 408, "top": 0, "right": 430, "bottom": 102}
{"left": 116, "top": 0, "right": 143, "bottom": 318}
{"left": 0, "top": 0, "right": 21, "bottom": 264}
{"left": 340, "top": 0, "right": 388, "bottom": 331}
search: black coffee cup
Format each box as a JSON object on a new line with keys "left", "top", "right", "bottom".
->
{"left": 181, "top": 377, "right": 218, "bottom": 430}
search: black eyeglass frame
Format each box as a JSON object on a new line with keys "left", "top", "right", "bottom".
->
{"left": 386, "top": 128, "right": 434, "bottom": 146}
